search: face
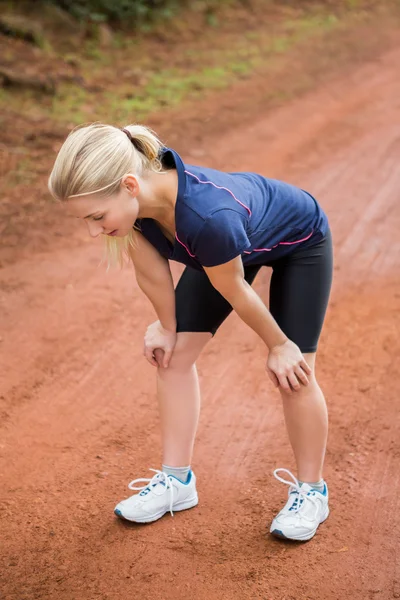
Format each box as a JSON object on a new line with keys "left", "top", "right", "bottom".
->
{"left": 66, "top": 176, "right": 139, "bottom": 238}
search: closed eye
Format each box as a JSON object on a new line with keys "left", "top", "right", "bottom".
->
{"left": 92, "top": 215, "right": 104, "bottom": 221}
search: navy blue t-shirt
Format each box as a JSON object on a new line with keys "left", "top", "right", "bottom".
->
{"left": 137, "top": 148, "right": 329, "bottom": 271}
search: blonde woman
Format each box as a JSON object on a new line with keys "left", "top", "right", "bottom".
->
{"left": 49, "top": 123, "right": 333, "bottom": 541}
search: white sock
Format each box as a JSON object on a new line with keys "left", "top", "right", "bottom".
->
{"left": 299, "top": 479, "right": 325, "bottom": 493}
{"left": 162, "top": 464, "right": 190, "bottom": 483}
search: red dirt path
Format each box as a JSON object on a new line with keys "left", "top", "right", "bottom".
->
{"left": 1, "top": 47, "right": 400, "bottom": 600}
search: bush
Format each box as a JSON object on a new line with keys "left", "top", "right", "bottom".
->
{"left": 47, "top": 0, "right": 184, "bottom": 25}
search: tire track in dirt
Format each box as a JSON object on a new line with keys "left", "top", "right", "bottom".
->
{"left": 201, "top": 48, "right": 400, "bottom": 597}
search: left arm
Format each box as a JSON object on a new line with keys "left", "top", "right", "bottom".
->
{"left": 204, "top": 256, "right": 311, "bottom": 391}
{"left": 205, "top": 257, "right": 287, "bottom": 349}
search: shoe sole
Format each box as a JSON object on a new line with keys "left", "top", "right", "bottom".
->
{"left": 114, "top": 494, "right": 199, "bottom": 523}
{"left": 270, "top": 506, "right": 330, "bottom": 541}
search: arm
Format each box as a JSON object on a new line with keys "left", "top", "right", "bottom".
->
{"left": 128, "top": 231, "right": 176, "bottom": 331}
{"left": 128, "top": 231, "right": 177, "bottom": 367}
{"left": 204, "top": 256, "right": 287, "bottom": 349}
{"left": 204, "top": 256, "right": 311, "bottom": 391}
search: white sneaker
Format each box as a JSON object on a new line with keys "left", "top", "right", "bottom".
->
{"left": 114, "top": 469, "right": 198, "bottom": 523}
{"left": 270, "top": 468, "right": 329, "bottom": 541}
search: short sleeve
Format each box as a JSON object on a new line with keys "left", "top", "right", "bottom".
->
{"left": 192, "top": 209, "right": 251, "bottom": 267}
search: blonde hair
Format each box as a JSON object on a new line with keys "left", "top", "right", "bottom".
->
{"left": 48, "top": 122, "right": 165, "bottom": 266}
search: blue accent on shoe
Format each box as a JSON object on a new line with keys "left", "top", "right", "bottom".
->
{"left": 311, "top": 483, "right": 327, "bottom": 496}
{"left": 140, "top": 483, "right": 162, "bottom": 496}
{"left": 139, "top": 470, "right": 193, "bottom": 494}
{"left": 168, "top": 470, "right": 193, "bottom": 485}
{"left": 271, "top": 529, "right": 287, "bottom": 538}
{"left": 114, "top": 508, "right": 123, "bottom": 518}
{"left": 288, "top": 497, "right": 304, "bottom": 511}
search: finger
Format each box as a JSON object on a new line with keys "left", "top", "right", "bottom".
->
{"left": 153, "top": 348, "right": 164, "bottom": 367}
{"left": 287, "top": 372, "right": 301, "bottom": 392}
{"left": 144, "top": 347, "right": 158, "bottom": 367}
{"left": 301, "top": 358, "right": 313, "bottom": 375}
{"left": 295, "top": 366, "right": 309, "bottom": 386}
{"left": 277, "top": 373, "right": 292, "bottom": 393}
{"left": 162, "top": 349, "right": 173, "bottom": 369}
{"left": 266, "top": 367, "right": 279, "bottom": 387}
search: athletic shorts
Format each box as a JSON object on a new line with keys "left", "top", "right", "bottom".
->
{"left": 175, "top": 228, "right": 333, "bottom": 353}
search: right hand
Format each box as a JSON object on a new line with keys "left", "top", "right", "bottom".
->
{"left": 143, "top": 320, "right": 177, "bottom": 368}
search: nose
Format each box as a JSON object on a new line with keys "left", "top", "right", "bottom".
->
{"left": 86, "top": 221, "right": 103, "bottom": 238}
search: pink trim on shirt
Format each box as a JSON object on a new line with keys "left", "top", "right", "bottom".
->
{"left": 243, "top": 230, "right": 314, "bottom": 254}
{"left": 184, "top": 170, "right": 252, "bottom": 216}
{"left": 175, "top": 232, "right": 196, "bottom": 257}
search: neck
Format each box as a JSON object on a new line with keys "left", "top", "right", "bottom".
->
{"left": 136, "top": 169, "right": 178, "bottom": 228}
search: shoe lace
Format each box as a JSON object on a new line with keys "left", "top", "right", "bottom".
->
{"left": 273, "top": 468, "right": 319, "bottom": 518}
{"left": 127, "top": 469, "right": 175, "bottom": 517}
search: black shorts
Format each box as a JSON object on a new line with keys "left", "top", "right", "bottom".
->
{"left": 175, "top": 228, "right": 333, "bottom": 353}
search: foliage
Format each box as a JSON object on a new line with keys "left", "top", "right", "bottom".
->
{"left": 47, "top": 0, "right": 190, "bottom": 25}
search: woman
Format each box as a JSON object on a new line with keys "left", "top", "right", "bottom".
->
{"left": 49, "top": 123, "right": 333, "bottom": 541}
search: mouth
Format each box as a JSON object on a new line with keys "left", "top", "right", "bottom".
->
{"left": 107, "top": 230, "right": 118, "bottom": 236}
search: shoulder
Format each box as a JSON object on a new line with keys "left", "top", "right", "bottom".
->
{"left": 182, "top": 166, "right": 253, "bottom": 220}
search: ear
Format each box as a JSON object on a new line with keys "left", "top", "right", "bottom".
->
{"left": 121, "top": 174, "right": 139, "bottom": 196}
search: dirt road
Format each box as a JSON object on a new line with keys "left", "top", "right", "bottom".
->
{"left": 1, "top": 47, "right": 399, "bottom": 600}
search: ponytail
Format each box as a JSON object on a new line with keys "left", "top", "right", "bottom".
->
{"left": 121, "top": 125, "right": 163, "bottom": 173}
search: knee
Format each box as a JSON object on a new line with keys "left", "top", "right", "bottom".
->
{"left": 278, "top": 374, "right": 318, "bottom": 401}
{"left": 277, "top": 352, "right": 318, "bottom": 399}
{"left": 165, "top": 346, "right": 197, "bottom": 372}
{"left": 158, "top": 332, "right": 211, "bottom": 374}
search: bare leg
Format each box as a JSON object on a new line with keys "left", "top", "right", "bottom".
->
{"left": 156, "top": 331, "right": 211, "bottom": 467}
{"left": 279, "top": 352, "right": 328, "bottom": 482}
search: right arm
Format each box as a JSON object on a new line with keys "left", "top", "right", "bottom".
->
{"left": 128, "top": 231, "right": 177, "bottom": 367}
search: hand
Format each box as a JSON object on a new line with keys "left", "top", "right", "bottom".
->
{"left": 143, "top": 320, "right": 177, "bottom": 368}
{"left": 266, "top": 339, "right": 312, "bottom": 393}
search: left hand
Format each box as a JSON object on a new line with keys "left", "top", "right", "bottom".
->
{"left": 266, "top": 339, "right": 312, "bottom": 393}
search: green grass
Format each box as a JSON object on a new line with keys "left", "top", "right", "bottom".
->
{"left": 102, "top": 10, "right": 342, "bottom": 123}
{"left": 50, "top": 84, "right": 89, "bottom": 125}
{"left": 0, "top": 4, "right": 376, "bottom": 126}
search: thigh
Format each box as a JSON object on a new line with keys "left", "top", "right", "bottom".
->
{"left": 269, "top": 229, "right": 333, "bottom": 353}
{"left": 176, "top": 264, "right": 262, "bottom": 335}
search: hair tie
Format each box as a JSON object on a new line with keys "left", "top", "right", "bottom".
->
{"left": 121, "top": 127, "right": 145, "bottom": 154}
{"left": 121, "top": 128, "right": 133, "bottom": 142}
